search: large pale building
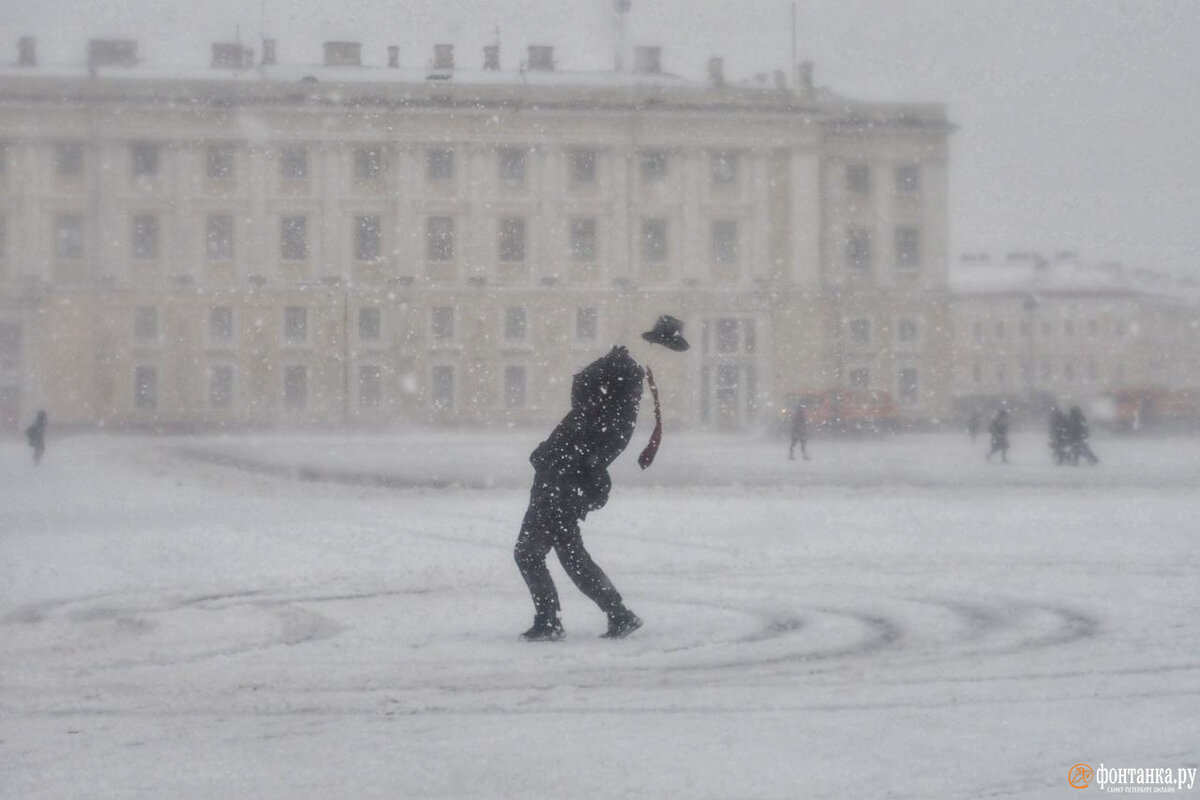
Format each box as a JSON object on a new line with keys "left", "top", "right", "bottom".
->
{"left": 1, "top": 35, "right": 957, "bottom": 432}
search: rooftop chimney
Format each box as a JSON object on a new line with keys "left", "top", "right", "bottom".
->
{"left": 87, "top": 39, "right": 138, "bottom": 68}
{"left": 632, "top": 45, "right": 662, "bottom": 74}
{"left": 262, "top": 38, "right": 277, "bottom": 65}
{"left": 18, "top": 36, "right": 36, "bottom": 67}
{"left": 483, "top": 44, "right": 500, "bottom": 70}
{"left": 707, "top": 57, "right": 725, "bottom": 88}
{"left": 212, "top": 43, "right": 251, "bottom": 69}
{"left": 527, "top": 45, "right": 554, "bottom": 71}
{"left": 433, "top": 44, "right": 454, "bottom": 70}
{"left": 387, "top": 46, "right": 399, "bottom": 68}
{"left": 323, "top": 41, "right": 361, "bottom": 67}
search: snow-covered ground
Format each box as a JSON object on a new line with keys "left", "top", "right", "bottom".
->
{"left": 2, "top": 428, "right": 1197, "bottom": 799}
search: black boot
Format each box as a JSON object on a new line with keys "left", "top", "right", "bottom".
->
{"left": 520, "top": 615, "right": 564, "bottom": 642}
{"left": 601, "top": 607, "right": 643, "bottom": 639}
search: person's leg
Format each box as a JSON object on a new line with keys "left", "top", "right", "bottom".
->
{"left": 552, "top": 517, "right": 623, "bottom": 615}
{"left": 514, "top": 488, "right": 562, "bottom": 623}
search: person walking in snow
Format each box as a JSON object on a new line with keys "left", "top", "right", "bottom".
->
{"left": 25, "top": 410, "right": 47, "bottom": 466}
{"left": 788, "top": 402, "right": 810, "bottom": 461}
{"left": 1066, "top": 405, "right": 1099, "bottom": 465}
{"left": 1049, "top": 406, "right": 1071, "bottom": 465}
{"left": 514, "top": 315, "right": 690, "bottom": 642}
{"left": 985, "top": 407, "right": 1010, "bottom": 463}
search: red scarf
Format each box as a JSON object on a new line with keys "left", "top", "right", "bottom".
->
{"left": 638, "top": 368, "right": 662, "bottom": 470}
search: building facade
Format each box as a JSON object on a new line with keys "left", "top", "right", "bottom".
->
{"left": 3, "top": 36, "right": 953, "bottom": 432}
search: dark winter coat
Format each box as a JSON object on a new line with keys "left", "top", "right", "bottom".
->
{"left": 530, "top": 346, "right": 644, "bottom": 516}
{"left": 25, "top": 412, "right": 47, "bottom": 449}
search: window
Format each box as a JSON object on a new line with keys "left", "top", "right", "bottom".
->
{"left": 284, "top": 307, "right": 307, "bottom": 344}
{"left": 132, "top": 214, "right": 159, "bottom": 260}
{"left": 504, "top": 307, "right": 527, "bottom": 342}
{"left": 55, "top": 215, "right": 84, "bottom": 259}
{"left": 973, "top": 321, "right": 983, "bottom": 342}
{"left": 0, "top": 215, "right": 6, "bottom": 260}
{"left": 359, "top": 365, "right": 382, "bottom": 408}
{"left": 358, "top": 307, "right": 381, "bottom": 342}
{"left": 895, "top": 227, "right": 920, "bottom": 269}
{"left": 715, "top": 319, "right": 740, "bottom": 354}
{"left": 354, "top": 215, "right": 382, "bottom": 261}
{"left": 846, "top": 227, "right": 872, "bottom": 269}
{"left": 576, "top": 308, "right": 598, "bottom": 343}
{"left": 206, "top": 215, "right": 233, "bottom": 261}
{"left": 846, "top": 164, "right": 871, "bottom": 195}
{"left": 498, "top": 147, "right": 527, "bottom": 183}
{"left": 895, "top": 164, "right": 921, "bottom": 194}
{"left": 973, "top": 362, "right": 982, "bottom": 384}
{"left": 431, "top": 365, "right": 454, "bottom": 410}
{"left": 641, "top": 218, "right": 668, "bottom": 262}
{"left": 134, "top": 307, "right": 158, "bottom": 342}
{"left": 0, "top": 324, "right": 19, "bottom": 371}
{"left": 283, "top": 365, "right": 307, "bottom": 409}
{"left": 55, "top": 142, "right": 83, "bottom": 176}
{"left": 131, "top": 142, "right": 159, "bottom": 177}
{"left": 354, "top": 146, "right": 384, "bottom": 182}
{"left": 569, "top": 149, "right": 596, "bottom": 183}
{"left": 712, "top": 220, "right": 739, "bottom": 264}
{"left": 504, "top": 365, "right": 527, "bottom": 409}
{"left": 210, "top": 306, "right": 234, "bottom": 343}
{"left": 431, "top": 307, "right": 454, "bottom": 341}
{"left": 209, "top": 364, "right": 234, "bottom": 409}
{"left": 569, "top": 218, "right": 597, "bottom": 261}
{"left": 1088, "top": 361, "right": 1099, "bottom": 382}
{"left": 849, "top": 367, "right": 870, "bottom": 390}
{"left": 426, "top": 217, "right": 454, "bottom": 261}
{"left": 711, "top": 150, "right": 738, "bottom": 184}
{"left": 280, "top": 146, "right": 308, "bottom": 180}
{"left": 207, "top": 145, "right": 234, "bottom": 180}
{"left": 281, "top": 216, "right": 308, "bottom": 260}
{"left": 898, "top": 367, "right": 919, "bottom": 405}
{"left": 134, "top": 366, "right": 157, "bottom": 410}
{"left": 995, "top": 362, "right": 1006, "bottom": 385}
{"left": 897, "top": 319, "right": 918, "bottom": 343}
{"left": 848, "top": 318, "right": 871, "bottom": 346}
{"left": 995, "top": 320, "right": 1006, "bottom": 340}
{"left": 426, "top": 148, "right": 454, "bottom": 180}
{"left": 498, "top": 217, "right": 526, "bottom": 262}
{"left": 640, "top": 149, "right": 668, "bottom": 182}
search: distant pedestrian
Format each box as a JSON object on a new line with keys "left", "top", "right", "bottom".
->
{"left": 1049, "top": 406, "right": 1071, "bottom": 465}
{"left": 985, "top": 408, "right": 1010, "bottom": 463}
{"left": 1066, "top": 405, "right": 1099, "bottom": 465}
{"left": 789, "top": 403, "right": 809, "bottom": 461}
{"left": 25, "top": 410, "right": 47, "bottom": 466}
{"left": 966, "top": 410, "right": 982, "bottom": 442}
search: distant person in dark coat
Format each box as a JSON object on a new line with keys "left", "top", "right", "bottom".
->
{"left": 25, "top": 410, "right": 47, "bottom": 466}
{"left": 966, "top": 410, "right": 982, "bottom": 442}
{"left": 1049, "top": 406, "right": 1071, "bottom": 465}
{"left": 985, "top": 408, "right": 1010, "bottom": 463}
{"left": 788, "top": 403, "right": 809, "bottom": 461}
{"left": 514, "top": 315, "right": 690, "bottom": 642}
{"left": 1067, "top": 405, "right": 1099, "bottom": 465}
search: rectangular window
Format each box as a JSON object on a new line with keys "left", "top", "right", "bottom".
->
{"left": 280, "top": 146, "right": 308, "bottom": 180}
{"left": 569, "top": 218, "right": 597, "bottom": 261}
{"left": 846, "top": 227, "right": 872, "bottom": 270}
{"left": 897, "top": 319, "right": 918, "bottom": 343}
{"left": 0, "top": 324, "right": 19, "bottom": 372}
{"left": 848, "top": 318, "right": 871, "bottom": 346}
{"left": 846, "top": 164, "right": 871, "bottom": 195}
{"left": 134, "top": 307, "right": 158, "bottom": 342}
{"left": 995, "top": 320, "right": 1006, "bottom": 339}
{"left": 640, "top": 149, "right": 668, "bottom": 182}
{"left": 431, "top": 307, "right": 454, "bottom": 340}
{"left": 354, "top": 215, "right": 382, "bottom": 261}
{"left": 895, "top": 227, "right": 920, "bottom": 269}
{"left": 209, "top": 364, "right": 234, "bottom": 409}
{"left": 426, "top": 216, "right": 454, "bottom": 261}
{"left": 55, "top": 142, "right": 83, "bottom": 176}
{"left": 207, "top": 145, "right": 234, "bottom": 180}
{"left": 504, "top": 365, "right": 527, "bottom": 409}
{"left": 569, "top": 149, "right": 596, "bottom": 183}
{"left": 898, "top": 367, "right": 919, "bottom": 405}
{"left": 354, "top": 146, "right": 384, "bottom": 182}
{"left": 281, "top": 216, "right": 308, "bottom": 261}
{"left": 504, "top": 307, "right": 527, "bottom": 342}
{"left": 849, "top": 367, "right": 870, "bottom": 390}
{"left": 895, "top": 164, "right": 921, "bottom": 195}
{"left": 715, "top": 319, "right": 740, "bottom": 354}
{"left": 132, "top": 214, "right": 159, "bottom": 260}
{"left": 283, "top": 365, "right": 307, "bottom": 409}
{"left": 712, "top": 219, "right": 739, "bottom": 264}
{"left": 0, "top": 214, "right": 6, "bottom": 260}
{"left": 498, "top": 147, "right": 527, "bottom": 182}
{"left": 576, "top": 307, "right": 598, "bottom": 342}
{"left": 711, "top": 150, "right": 738, "bottom": 184}
{"left": 426, "top": 148, "right": 454, "bottom": 180}
{"left": 206, "top": 215, "right": 233, "bottom": 261}
{"left": 359, "top": 365, "right": 382, "bottom": 408}
{"left": 358, "top": 307, "right": 381, "bottom": 341}
{"left": 131, "top": 142, "right": 159, "bottom": 177}
{"left": 996, "top": 362, "right": 1006, "bottom": 385}
{"left": 284, "top": 306, "right": 307, "bottom": 344}
{"left": 134, "top": 366, "right": 157, "bottom": 410}
{"left": 431, "top": 365, "right": 454, "bottom": 410}
{"left": 210, "top": 306, "right": 234, "bottom": 343}
{"left": 641, "top": 218, "right": 668, "bottom": 262}
{"left": 55, "top": 215, "right": 84, "bottom": 259}
{"left": 498, "top": 217, "right": 526, "bottom": 262}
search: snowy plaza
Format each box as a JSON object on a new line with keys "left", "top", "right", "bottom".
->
{"left": 2, "top": 428, "right": 1198, "bottom": 798}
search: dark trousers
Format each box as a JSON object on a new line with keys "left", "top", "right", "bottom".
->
{"left": 514, "top": 477, "right": 622, "bottom": 620}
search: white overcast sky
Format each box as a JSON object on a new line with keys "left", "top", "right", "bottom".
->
{"left": 6, "top": 0, "right": 1200, "bottom": 277}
